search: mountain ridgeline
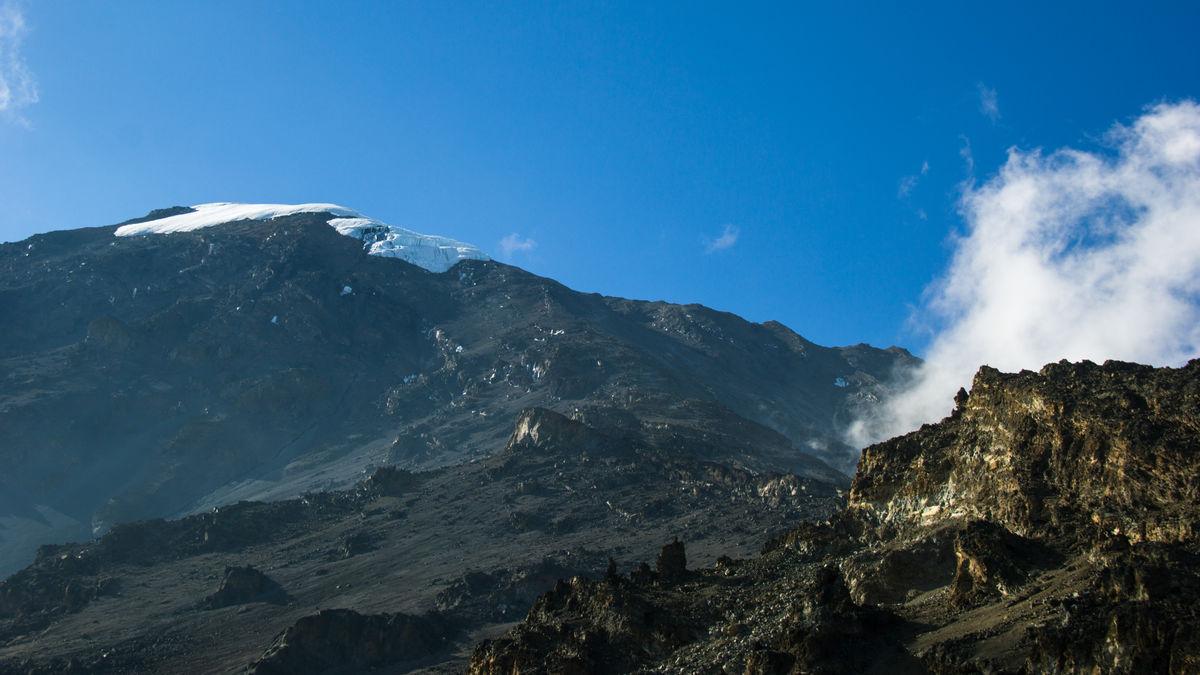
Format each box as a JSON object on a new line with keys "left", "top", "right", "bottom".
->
{"left": 0, "top": 206, "right": 914, "bottom": 576}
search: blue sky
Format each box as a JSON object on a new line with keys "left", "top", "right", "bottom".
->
{"left": 1, "top": 1, "right": 1197, "bottom": 351}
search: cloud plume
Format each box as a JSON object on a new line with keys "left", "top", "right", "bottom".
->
{"left": 704, "top": 224, "right": 740, "bottom": 253}
{"left": 849, "top": 101, "right": 1200, "bottom": 448}
{"left": 0, "top": 2, "right": 37, "bottom": 120}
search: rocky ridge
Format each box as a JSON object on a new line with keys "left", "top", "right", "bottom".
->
{"left": 469, "top": 359, "right": 1200, "bottom": 673}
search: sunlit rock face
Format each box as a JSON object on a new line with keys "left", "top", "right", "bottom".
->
{"left": 469, "top": 360, "right": 1200, "bottom": 674}
{"left": 850, "top": 359, "right": 1200, "bottom": 546}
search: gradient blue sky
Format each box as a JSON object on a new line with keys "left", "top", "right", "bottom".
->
{"left": 1, "top": 1, "right": 1196, "bottom": 350}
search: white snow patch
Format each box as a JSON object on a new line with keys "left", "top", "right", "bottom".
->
{"left": 329, "top": 217, "right": 488, "bottom": 273}
{"left": 833, "top": 377, "right": 849, "bottom": 388}
{"left": 340, "top": 285, "right": 353, "bottom": 296}
{"left": 115, "top": 203, "right": 358, "bottom": 235}
{"left": 114, "top": 202, "right": 489, "bottom": 273}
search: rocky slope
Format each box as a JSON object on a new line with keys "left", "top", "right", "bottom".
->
{"left": 0, "top": 206, "right": 915, "bottom": 575}
{"left": 469, "top": 359, "right": 1200, "bottom": 673}
{"left": 0, "top": 407, "right": 844, "bottom": 673}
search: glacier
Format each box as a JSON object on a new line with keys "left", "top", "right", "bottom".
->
{"left": 113, "top": 202, "right": 490, "bottom": 273}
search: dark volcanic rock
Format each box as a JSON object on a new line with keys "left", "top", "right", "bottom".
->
{"left": 1024, "top": 541, "right": 1200, "bottom": 674}
{"left": 358, "top": 466, "right": 422, "bottom": 498}
{"left": 202, "top": 565, "right": 288, "bottom": 608}
{"left": 948, "top": 520, "right": 1055, "bottom": 607}
{"left": 249, "top": 608, "right": 456, "bottom": 674}
{"left": 656, "top": 539, "right": 688, "bottom": 581}
{"left": 335, "top": 531, "right": 378, "bottom": 559}
{"left": 468, "top": 360, "right": 1200, "bottom": 673}
{"left": 766, "top": 567, "right": 920, "bottom": 675}
{"left": 469, "top": 571, "right": 712, "bottom": 674}
{"left": 435, "top": 553, "right": 608, "bottom": 624}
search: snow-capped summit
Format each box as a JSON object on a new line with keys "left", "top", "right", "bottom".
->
{"left": 113, "top": 202, "right": 490, "bottom": 273}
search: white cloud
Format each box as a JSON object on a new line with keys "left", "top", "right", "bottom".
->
{"left": 849, "top": 101, "right": 1200, "bottom": 448}
{"left": 955, "top": 133, "right": 974, "bottom": 176}
{"left": 977, "top": 83, "right": 1000, "bottom": 123}
{"left": 703, "top": 224, "right": 739, "bottom": 253}
{"left": 0, "top": 2, "right": 37, "bottom": 121}
{"left": 898, "top": 160, "right": 930, "bottom": 198}
{"left": 498, "top": 232, "right": 536, "bottom": 258}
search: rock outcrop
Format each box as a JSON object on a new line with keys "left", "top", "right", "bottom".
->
{"left": 250, "top": 608, "right": 455, "bottom": 674}
{"left": 850, "top": 360, "right": 1200, "bottom": 546}
{"left": 469, "top": 360, "right": 1200, "bottom": 673}
{"left": 201, "top": 566, "right": 288, "bottom": 608}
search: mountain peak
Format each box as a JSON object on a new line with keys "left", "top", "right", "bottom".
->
{"left": 113, "top": 202, "right": 490, "bottom": 273}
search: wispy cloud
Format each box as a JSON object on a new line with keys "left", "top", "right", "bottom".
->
{"left": 848, "top": 101, "right": 1200, "bottom": 450}
{"left": 977, "top": 83, "right": 1000, "bottom": 123}
{"left": 498, "top": 232, "right": 536, "bottom": 259}
{"left": 958, "top": 134, "right": 975, "bottom": 181}
{"left": 703, "top": 224, "right": 739, "bottom": 253}
{"left": 0, "top": 2, "right": 37, "bottom": 123}
{"left": 897, "top": 160, "right": 930, "bottom": 198}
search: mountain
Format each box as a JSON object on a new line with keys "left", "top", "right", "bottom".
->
{"left": 469, "top": 359, "right": 1200, "bottom": 673}
{"left": 4, "top": 205, "right": 1194, "bottom": 673}
{"left": 0, "top": 203, "right": 914, "bottom": 576}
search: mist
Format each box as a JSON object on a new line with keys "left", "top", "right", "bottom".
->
{"left": 849, "top": 100, "right": 1200, "bottom": 448}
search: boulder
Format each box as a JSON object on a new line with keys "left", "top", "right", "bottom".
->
{"left": 202, "top": 566, "right": 287, "bottom": 609}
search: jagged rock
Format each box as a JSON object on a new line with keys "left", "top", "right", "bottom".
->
{"left": 656, "top": 539, "right": 687, "bottom": 581}
{"left": 1024, "top": 543, "right": 1200, "bottom": 674}
{"left": 770, "top": 567, "right": 918, "bottom": 674}
{"left": 435, "top": 554, "right": 607, "bottom": 624}
{"left": 950, "top": 386, "right": 969, "bottom": 418}
{"left": 629, "top": 561, "right": 654, "bottom": 585}
{"left": 850, "top": 360, "right": 1200, "bottom": 548}
{"left": 202, "top": 566, "right": 288, "bottom": 608}
{"left": 336, "top": 531, "right": 377, "bottom": 559}
{"left": 468, "top": 573, "right": 709, "bottom": 674}
{"left": 605, "top": 557, "right": 619, "bottom": 580}
{"left": 842, "top": 528, "right": 956, "bottom": 605}
{"left": 948, "top": 520, "right": 1054, "bottom": 607}
{"left": 250, "top": 608, "right": 456, "bottom": 674}
{"left": 469, "top": 360, "right": 1200, "bottom": 673}
{"left": 358, "top": 466, "right": 421, "bottom": 497}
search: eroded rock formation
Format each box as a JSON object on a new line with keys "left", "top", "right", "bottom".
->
{"left": 469, "top": 360, "right": 1200, "bottom": 673}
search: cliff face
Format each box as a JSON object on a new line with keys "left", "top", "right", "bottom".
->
{"left": 851, "top": 360, "right": 1200, "bottom": 545}
{"left": 470, "top": 360, "right": 1200, "bottom": 674}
